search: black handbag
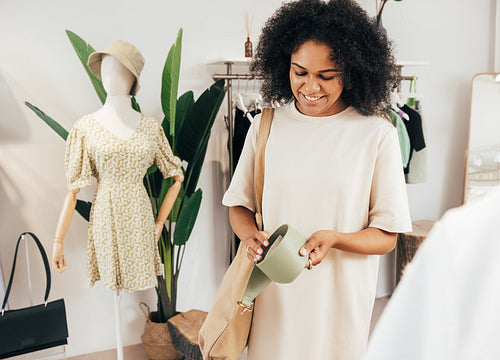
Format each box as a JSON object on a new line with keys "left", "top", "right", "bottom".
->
{"left": 0, "top": 232, "right": 69, "bottom": 359}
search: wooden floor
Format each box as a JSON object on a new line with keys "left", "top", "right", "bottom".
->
{"left": 69, "top": 344, "right": 148, "bottom": 360}
{"left": 69, "top": 296, "right": 390, "bottom": 360}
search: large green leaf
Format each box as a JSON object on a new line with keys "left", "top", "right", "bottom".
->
{"left": 161, "top": 28, "right": 183, "bottom": 136}
{"left": 25, "top": 102, "right": 68, "bottom": 140}
{"left": 177, "top": 80, "right": 225, "bottom": 195}
{"left": 184, "top": 145, "right": 208, "bottom": 196}
{"left": 162, "top": 91, "right": 194, "bottom": 149}
{"left": 173, "top": 189, "right": 202, "bottom": 246}
{"left": 176, "top": 80, "right": 224, "bottom": 164}
{"left": 175, "top": 91, "right": 194, "bottom": 139}
{"left": 66, "top": 30, "right": 107, "bottom": 104}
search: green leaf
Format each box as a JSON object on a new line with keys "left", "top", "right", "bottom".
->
{"left": 176, "top": 80, "right": 225, "bottom": 195}
{"left": 184, "top": 144, "right": 208, "bottom": 196}
{"left": 146, "top": 164, "right": 158, "bottom": 176}
{"left": 25, "top": 102, "right": 69, "bottom": 140}
{"left": 162, "top": 91, "right": 194, "bottom": 150}
{"left": 174, "top": 91, "right": 194, "bottom": 138}
{"left": 66, "top": 30, "right": 107, "bottom": 104}
{"left": 75, "top": 200, "right": 92, "bottom": 222}
{"left": 160, "top": 230, "right": 173, "bottom": 301}
{"left": 161, "top": 28, "right": 183, "bottom": 136}
{"left": 173, "top": 189, "right": 202, "bottom": 246}
{"left": 131, "top": 97, "right": 141, "bottom": 112}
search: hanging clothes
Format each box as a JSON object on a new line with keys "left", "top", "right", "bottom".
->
{"left": 232, "top": 107, "right": 261, "bottom": 171}
{"left": 388, "top": 109, "right": 411, "bottom": 168}
{"left": 231, "top": 106, "right": 261, "bottom": 252}
{"left": 401, "top": 102, "right": 427, "bottom": 183}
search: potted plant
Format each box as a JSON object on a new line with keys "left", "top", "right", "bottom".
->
{"left": 25, "top": 29, "right": 225, "bottom": 359}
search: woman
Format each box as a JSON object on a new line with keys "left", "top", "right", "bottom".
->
{"left": 222, "top": 0, "right": 411, "bottom": 359}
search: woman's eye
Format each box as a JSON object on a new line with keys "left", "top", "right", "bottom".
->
{"left": 295, "top": 72, "right": 307, "bottom": 76}
{"left": 320, "top": 75, "right": 338, "bottom": 80}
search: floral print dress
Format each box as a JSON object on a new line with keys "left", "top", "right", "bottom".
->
{"left": 65, "top": 114, "right": 182, "bottom": 292}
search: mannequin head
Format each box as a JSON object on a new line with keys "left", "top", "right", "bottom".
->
{"left": 100, "top": 55, "right": 136, "bottom": 96}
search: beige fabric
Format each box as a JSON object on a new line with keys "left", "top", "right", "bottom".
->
{"left": 88, "top": 40, "right": 145, "bottom": 96}
{"left": 222, "top": 102, "right": 412, "bottom": 359}
{"left": 65, "top": 114, "right": 182, "bottom": 292}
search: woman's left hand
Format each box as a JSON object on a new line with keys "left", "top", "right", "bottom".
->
{"left": 299, "top": 230, "right": 336, "bottom": 266}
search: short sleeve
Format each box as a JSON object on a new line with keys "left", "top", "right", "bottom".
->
{"left": 155, "top": 124, "right": 182, "bottom": 178}
{"left": 221, "top": 114, "right": 260, "bottom": 212}
{"left": 65, "top": 124, "right": 93, "bottom": 190}
{"left": 368, "top": 127, "right": 412, "bottom": 233}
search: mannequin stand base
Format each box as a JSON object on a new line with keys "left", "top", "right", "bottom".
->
{"left": 167, "top": 310, "right": 207, "bottom": 360}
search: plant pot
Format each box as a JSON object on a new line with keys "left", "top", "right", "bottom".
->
{"left": 139, "top": 302, "right": 183, "bottom": 360}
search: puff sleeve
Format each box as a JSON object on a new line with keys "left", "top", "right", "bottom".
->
{"left": 155, "top": 124, "right": 183, "bottom": 179}
{"left": 65, "top": 124, "right": 93, "bottom": 191}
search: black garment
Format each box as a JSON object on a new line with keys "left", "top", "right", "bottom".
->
{"left": 231, "top": 107, "right": 261, "bottom": 253}
{"left": 400, "top": 104, "right": 425, "bottom": 174}
{"left": 232, "top": 107, "right": 261, "bottom": 170}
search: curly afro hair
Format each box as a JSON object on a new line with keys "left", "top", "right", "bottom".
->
{"left": 251, "top": 0, "right": 398, "bottom": 116}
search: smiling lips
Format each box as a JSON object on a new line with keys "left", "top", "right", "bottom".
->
{"left": 301, "top": 92, "right": 325, "bottom": 104}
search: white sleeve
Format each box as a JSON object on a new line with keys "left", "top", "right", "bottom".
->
{"left": 222, "top": 114, "right": 261, "bottom": 212}
{"left": 368, "top": 126, "right": 412, "bottom": 233}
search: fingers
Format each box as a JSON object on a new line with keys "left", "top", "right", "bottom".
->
{"left": 299, "top": 231, "right": 335, "bottom": 266}
{"left": 245, "top": 231, "right": 270, "bottom": 262}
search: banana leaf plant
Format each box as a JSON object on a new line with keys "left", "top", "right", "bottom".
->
{"left": 26, "top": 29, "right": 225, "bottom": 322}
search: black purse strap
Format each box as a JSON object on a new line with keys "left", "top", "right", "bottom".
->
{"left": 1, "top": 232, "right": 51, "bottom": 314}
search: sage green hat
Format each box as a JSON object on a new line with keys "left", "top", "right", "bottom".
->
{"left": 87, "top": 40, "right": 145, "bottom": 96}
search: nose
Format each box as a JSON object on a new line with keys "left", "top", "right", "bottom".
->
{"left": 303, "top": 75, "right": 320, "bottom": 93}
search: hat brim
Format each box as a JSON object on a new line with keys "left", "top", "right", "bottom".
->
{"left": 87, "top": 51, "right": 140, "bottom": 96}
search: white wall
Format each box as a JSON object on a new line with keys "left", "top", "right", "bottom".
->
{"left": 0, "top": 0, "right": 495, "bottom": 357}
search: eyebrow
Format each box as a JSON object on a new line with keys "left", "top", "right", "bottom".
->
{"left": 291, "top": 62, "right": 340, "bottom": 73}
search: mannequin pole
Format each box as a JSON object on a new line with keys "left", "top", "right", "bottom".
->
{"left": 114, "top": 290, "right": 124, "bottom": 360}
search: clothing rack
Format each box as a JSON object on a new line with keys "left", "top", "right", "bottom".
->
{"left": 211, "top": 59, "right": 428, "bottom": 176}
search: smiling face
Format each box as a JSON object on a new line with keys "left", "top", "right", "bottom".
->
{"left": 289, "top": 40, "right": 347, "bottom": 117}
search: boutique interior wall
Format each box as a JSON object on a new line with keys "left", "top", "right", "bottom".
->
{"left": 0, "top": 0, "right": 495, "bottom": 357}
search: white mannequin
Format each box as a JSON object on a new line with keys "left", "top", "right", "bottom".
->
{"left": 91, "top": 55, "right": 142, "bottom": 139}
{"left": 52, "top": 53, "right": 183, "bottom": 360}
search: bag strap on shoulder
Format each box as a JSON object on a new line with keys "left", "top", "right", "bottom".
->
{"left": 1, "top": 232, "right": 51, "bottom": 313}
{"left": 254, "top": 107, "right": 275, "bottom": 232}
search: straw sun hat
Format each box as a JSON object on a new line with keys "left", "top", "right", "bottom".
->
{"left": 87, "top": 40, "right": 145, "bottom": 96}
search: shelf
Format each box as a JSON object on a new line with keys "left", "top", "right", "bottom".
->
{"left": 207, "top": 58, "right": 252, "bottom": 66}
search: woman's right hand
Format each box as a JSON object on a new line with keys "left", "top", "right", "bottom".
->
{"left": 52, "top": 241, "right": 67, "bottom": 273}
{"left": 242, "top": 231, "right": 270, "bottom": 262}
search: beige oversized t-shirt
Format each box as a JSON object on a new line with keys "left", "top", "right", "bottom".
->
{"left": 223, "top": 102, "right": 412, "bottom": 360}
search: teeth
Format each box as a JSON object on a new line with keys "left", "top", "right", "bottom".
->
{"left": 304, "top": 94, "right": 321, "bottom": 101}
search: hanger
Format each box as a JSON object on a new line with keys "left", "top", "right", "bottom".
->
{"left": 390, "top": 93, "right": 409, "bottom": 121}
{"left": 234, "top": 93, "right": 254, "bottom": 122}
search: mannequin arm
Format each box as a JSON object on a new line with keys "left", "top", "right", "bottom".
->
{"left": 155, "top": 174, "right": 184, "bottom": 240}
{"left": 52, "top": 189, "right": 79, "bottom": 272}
